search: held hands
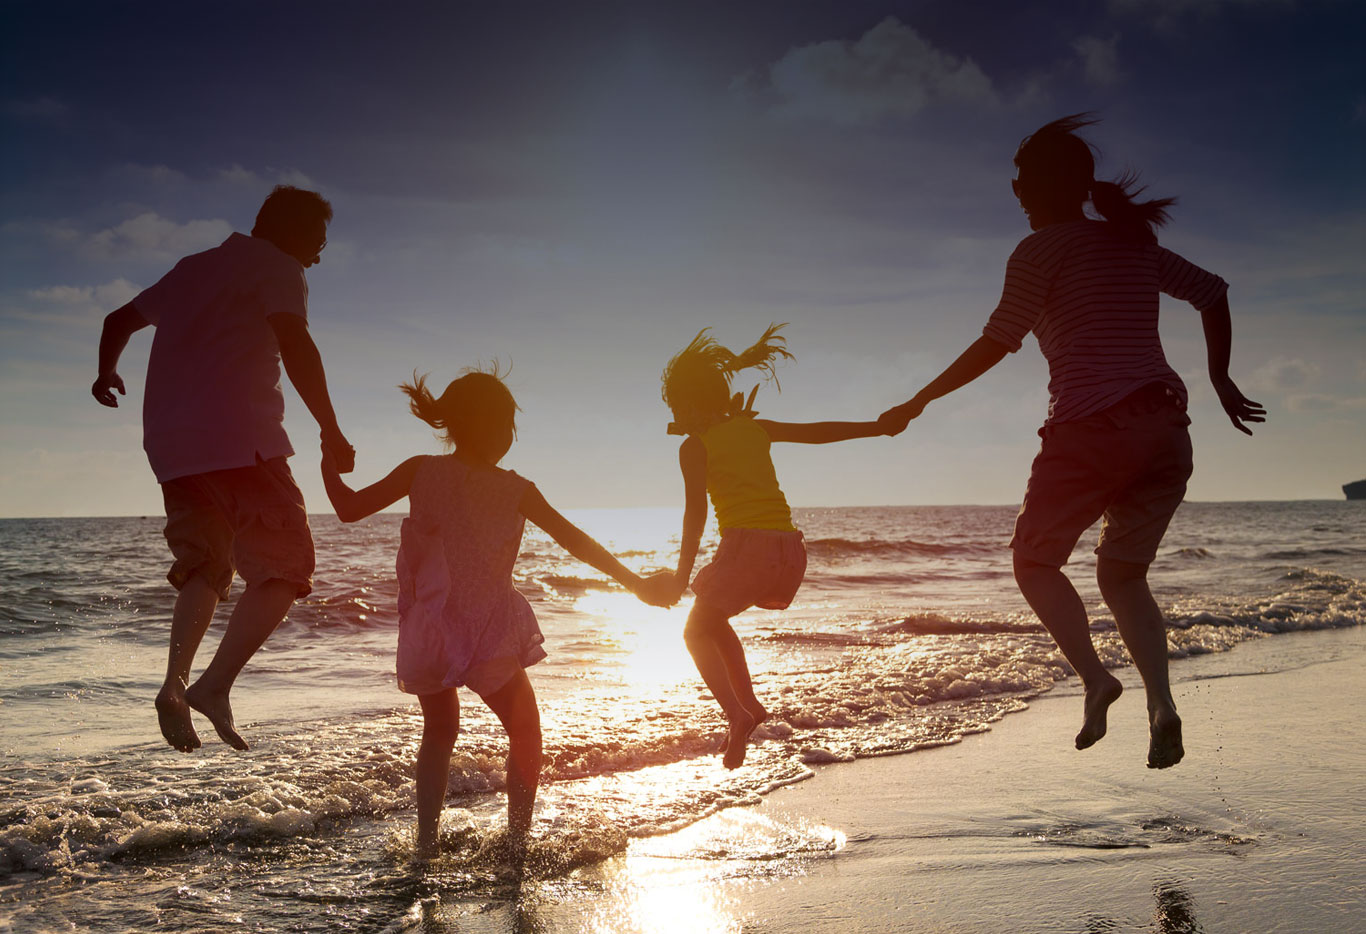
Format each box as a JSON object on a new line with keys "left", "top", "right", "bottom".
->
{"left": 91, "top": 372, "right": 125, "bottom": 408}
{"left": 321, "top": 427, "right": 356, "bottom": 473}
{"left": 635, "top": 569, "right": 685, "bottom": 608}
{"left": 1212, "top": 377, "right": 1266, "bottom": 435}
{"left": 877, "top": 397, "right": 925, "bottom": 437}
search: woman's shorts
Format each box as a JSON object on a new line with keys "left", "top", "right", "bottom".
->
{"left": 690, "top": 528, "right": 807, "bottom": 616}
{"left": 1012, "top": 383, "right": 1194, "bottom": 568}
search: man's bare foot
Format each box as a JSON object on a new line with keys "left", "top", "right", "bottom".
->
{"left": 155, "top": 681, "right": 201, "bottom": 752}
{"left": 722, "top": 705, "right": 767, "bottom": 770}
{"left": 1147, "top": 709, "right": 1184, "bottom": 769}
{"left": 1075, "top": 674, "right": 1123, "bottom": 750}
{"left": 184, "top": 680, "right": 248, "bottom": 750}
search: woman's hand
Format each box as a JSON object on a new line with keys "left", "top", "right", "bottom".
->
{"left": 877, "top": 398, "right": 925, "bottom": 436}
{"left": 1212, "top": 377, "right": 1266, "bottom": 435}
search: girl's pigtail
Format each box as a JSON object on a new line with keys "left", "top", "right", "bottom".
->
{"left": 399, "top": 371, "right": 448, "bottom": 431}
{"left": 1090, "top": 172, "right": 1176, "bottom": 244}
{"left": 723, "top": 323, "right": 794, "bottom": 388}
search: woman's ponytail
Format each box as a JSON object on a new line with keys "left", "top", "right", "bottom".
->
{"left": 1090, "top": 172, "right": 1176, "bottom": 244}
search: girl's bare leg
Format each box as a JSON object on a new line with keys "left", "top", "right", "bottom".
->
{"left": 415, "top": 689, "right": 459, "bottom": 859}
{"left": 483, "top": 670, "right": 542, "bottom": 856}
{"left": 1013, "top": 554, "right": 1124, "bottom": 751}
{"left": 1096, "top": 556, "right": 1183, "bottom": 769}
{"left": 683, "top": 599, "right": 767, "bottom": 768}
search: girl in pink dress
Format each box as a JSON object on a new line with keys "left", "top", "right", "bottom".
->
{"left": 322, "top": 368, "right": 673, "bottom": 862}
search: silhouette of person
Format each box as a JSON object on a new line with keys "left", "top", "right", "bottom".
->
{"left": 92, "top": 185, "right": 356, "bottom": 753}
{"left": 880, "top": 115, "right": 1264, "bottom": 769}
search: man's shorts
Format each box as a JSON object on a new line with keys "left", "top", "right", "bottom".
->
{"left": 161, "top": 456, "right": 315, "bottom": 599}
{"left": 1011, "top": 384, "right": 1194, "bottom": 569}
{"left": 691, "top": 528, "right": 807, "bottom": 616}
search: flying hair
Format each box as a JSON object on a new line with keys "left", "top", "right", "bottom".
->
{"left": 399, "top": 362, "right": 518, "bottom": 451}
{"left": 661, "top": 323, "right": 794, "bottom": 429}
{"left": 1016, "top": 112, "right": 1176, "bottom": 243}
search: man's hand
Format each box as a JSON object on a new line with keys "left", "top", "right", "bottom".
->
{"left": 877, "top": 398, "right": 925, "bottom": 436}
{"left": 1212, "top": 377, "right": 1266, "bottom": 435}
{"left": 322, "top": 428, "right": 356, "bottom": 473}
{"left": 92, "top": 372, "right": 126, "bottom": 407}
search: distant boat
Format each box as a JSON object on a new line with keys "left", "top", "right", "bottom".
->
{"left": 1345, "top": 479, "right": 1366, "bottom": 500}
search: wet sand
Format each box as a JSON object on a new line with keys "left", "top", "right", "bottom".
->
{"left": 396, "top": 625, "right": 1366, "bottom": 933}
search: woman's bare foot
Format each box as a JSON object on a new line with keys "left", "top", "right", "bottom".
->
{"left": 1147, "top": 708, "right": 1184, "bottom": 769}
{"left": 1075, "top": 674, "right": 1123, "bottom": 750}
{"left": 184, "top": 679, "right": 248, "bottom": 750}
{"left": 155, "top": 680, "right": 201, "bottom": 752}
{"left": 722, "top": 704, "right": 767, "bottom": 770}
{"left": 414, "top": 834, "right": 439, "bottom": 862}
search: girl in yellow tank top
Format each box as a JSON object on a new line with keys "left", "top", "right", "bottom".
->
{"left": 660, "top": 324, "right": 889, "bottom": 768}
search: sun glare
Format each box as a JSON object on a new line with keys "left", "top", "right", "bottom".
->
{"left": 570, "top": 591, "right": 697, "bottom": 689}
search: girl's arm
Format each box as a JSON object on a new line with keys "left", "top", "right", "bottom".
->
{"left": 878, "top": 334, "right": 1010, "bottom": 435}
{"left": 321, "top": 450, "right": 422, "bottom": 522}
{"left": 519, "top": 484, "right": 672, "bottom": 606}
{"left": 755, "top": 419, "right": 888, "bottom": 444}
{"left": 675, "top": 436, "right": 708, "bottom": 586}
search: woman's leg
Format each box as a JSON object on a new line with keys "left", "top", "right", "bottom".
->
{"left": 415, "top": 689, "right": 460, "bottom": 859}
{"left": 1013, "top": 554, "right": 1124, "bottom": 750}
{"left": 683, "top": 599, "right": 767, "bottom": 768}
{"left": 482, "top": 669, "right": 542, "bottom": 847}
{"left": 1096, "top": 556, "right": 1183, "bottom": 768}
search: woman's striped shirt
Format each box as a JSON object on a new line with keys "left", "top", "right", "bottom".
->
{"left": 982, "top": 220, "right": 1227, "bottom": 425}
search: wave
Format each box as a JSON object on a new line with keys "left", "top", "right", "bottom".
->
{"left": 802, "top": 537, "right": 991, "bottom": 559}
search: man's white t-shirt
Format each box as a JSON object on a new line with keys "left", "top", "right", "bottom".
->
{"left": 134, "top": 233, "right": 308, "bottom": 483}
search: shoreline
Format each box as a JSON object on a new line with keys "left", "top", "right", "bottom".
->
{"left": 403, "top": 625, "right": 1366, "bottom": 933}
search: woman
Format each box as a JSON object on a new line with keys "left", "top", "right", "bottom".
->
{"left": 880, "top": 115, "right": 1264, "bottom": 769}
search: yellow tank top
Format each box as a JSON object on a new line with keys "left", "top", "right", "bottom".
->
{"left": 699, "top": 416, "right": 796, "bottom": 531}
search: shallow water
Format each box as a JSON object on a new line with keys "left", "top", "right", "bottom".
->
{"left": 1, "top": 501, "right": 1363, "bottom": 930}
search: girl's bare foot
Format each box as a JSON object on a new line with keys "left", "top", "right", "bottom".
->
{"left": 1147, "top": 709, "right": 1184, "bottom": 769}
{"left": 1075, "top": 674, "right": 1123, "bottom": 750}
{"left": 722, "top": 704, "right": 767, "bottom": 770}
{"left": 155, "top": 681, "right": 201, "bottom": 752}
{"left": 184, "top": 680, "right": 248, "bottom": 750}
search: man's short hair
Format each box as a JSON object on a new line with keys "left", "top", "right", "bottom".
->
{"left": 252, "top": 186, "right": 333, "bottom": 239}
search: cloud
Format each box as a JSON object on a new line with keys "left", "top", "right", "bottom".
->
{"left": 1072, "top": 35, "right": 1121, "bottom": 87}
{"left": 736, "top": 17, "right": 996, "bottom": 126}
{"left": 219, "top": 164, "right": 317, "bottom": 189}
{"left": 3, "top": 96, "right": 68, "bottom": 120}
{"left": 1247, "top": 356, "right": 1319, "bottom": 392}
{"left": 85, "top": 212, "right": 232, "bottom": 262}
{"left": 1286, "top": 393, "right": 1366, "bottom": 413}
{"left": 3, "top": 279, "right": 143, "bottom": 331}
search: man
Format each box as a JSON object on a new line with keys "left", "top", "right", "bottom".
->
{"left": 92, "top": 185, "right": 355, "bottom": 753}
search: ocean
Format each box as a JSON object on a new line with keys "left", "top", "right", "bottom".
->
{"left": 2, "top": 501, "right": 1363, "bottom": 931}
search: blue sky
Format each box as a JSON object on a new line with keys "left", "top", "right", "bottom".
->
{"left": 2, "top": 0, "right": 1363, "bottom": 517}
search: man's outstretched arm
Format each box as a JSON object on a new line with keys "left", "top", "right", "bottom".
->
{"left": 268, "top": 313, "right": 355, "bottom": 472}
{"left": 92, "top": 302, "right": 150, "bottom": 407}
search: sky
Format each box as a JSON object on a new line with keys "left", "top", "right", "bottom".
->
{"left": 2, "top": 0, "right": 1364, "bottom": 518}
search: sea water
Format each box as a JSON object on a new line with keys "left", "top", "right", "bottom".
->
{"left": 1, "top": 501, "right": 1363, "bottom": 930}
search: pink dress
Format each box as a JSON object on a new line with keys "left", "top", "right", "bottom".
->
{"left": 395, "top": 456, "right": 545, "bottom": 697}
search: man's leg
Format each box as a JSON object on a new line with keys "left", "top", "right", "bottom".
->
{"left": 185, "top": 578, "right": 297, "bottom": 750}
{"left": 1096, "top": 556, "right": 1183, "bottom": 769}
{"left": 155, "top": 574, "right": 220, "bottom": 752}
{"left": 1014, "top": 554, "right": 1124, "bottom": 750}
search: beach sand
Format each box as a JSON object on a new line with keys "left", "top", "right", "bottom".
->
{"left": 396, "top": 625, "right": 1366, "bottom": 933}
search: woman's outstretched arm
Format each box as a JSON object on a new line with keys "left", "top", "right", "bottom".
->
{"left": 1198, "top": 293, "right": 1266, "bottom": 435}
{"left": 879, "top": 335, "right": 1011, "bottom": 435}
{"left": 674, "top": 436, "right": 709, "bottom": 589}
{"left": 321, "top": 450, "right": 421, "bottom": 522}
